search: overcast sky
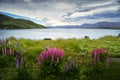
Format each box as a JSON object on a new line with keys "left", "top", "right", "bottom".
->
{"left": 0, "top": 0, "right": 120, "bottom": 26}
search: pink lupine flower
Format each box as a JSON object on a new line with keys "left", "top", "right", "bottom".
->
{"left": 2, "top": 47, "right": 5, "bottom": 55}
{"left": 11, "top": 48, "right": 14, "bottom": 56}
{"left": 57, "top": 57, "right": 59, "bottom": 63}
{"left": 9, "top": 48, "right": 12, "bottom": 55}
{"left": 4, "top": 47, "right": 7, "bottom": 55}
{"left": 37, "top": 48, "right": 64, "bottom": 64}
{"left": 92, "top": 48, "right": 110, "bottom": 65}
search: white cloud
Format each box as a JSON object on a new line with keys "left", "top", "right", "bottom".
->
{"left": 24, "top": 0, "right": 32, "bottom": 3}
{"left": 67, "top": 5, "right": 119, "bottom": 18}
{"left": 0, "top": 0, "right": 119, "bottom": 26}
{"left": 54, "top": 2, "right": 76, "bottom": 11}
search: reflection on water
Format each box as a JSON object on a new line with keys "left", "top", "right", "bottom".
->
{"left": 0, "top": 29, "right": 120, "bottom": 40}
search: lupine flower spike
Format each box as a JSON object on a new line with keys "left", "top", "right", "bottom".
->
{"left": 38, "top": 48, "right": 64, "bottom": 64}
{"left": 92, "top": 48, "right": 110, "bottom": 65}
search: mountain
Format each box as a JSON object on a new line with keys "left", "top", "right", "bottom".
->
{"left": 80, "top": 22, "right": 120, "bottom": 29}
{"left": 53, "top": 22, "right": 120, "bottom": 29}
{"left": 0, "top": 14, "right": 45, "bottom": 29}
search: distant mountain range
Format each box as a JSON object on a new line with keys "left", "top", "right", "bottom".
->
{"left": 53, "top": 22, "right": 120, "bottom": 29}
{"left": 0, "top": 13, "right": 45, "bottom": 29}
{"left": 0, "top": 12, "right": 120, "bottom": 29}
{"left": 79, "top": 22, "right": 120, "bottom": 29}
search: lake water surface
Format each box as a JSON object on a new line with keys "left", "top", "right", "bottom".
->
{"left": 0, "top": 29, "right": 120, "bottom": 40}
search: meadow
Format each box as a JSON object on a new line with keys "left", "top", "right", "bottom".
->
{"left": 0, "top": 36, "right": 120, "bottom": 80}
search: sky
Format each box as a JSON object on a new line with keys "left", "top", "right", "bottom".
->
{"left": 0, "top": 0, "right": 120, "bottom": 26}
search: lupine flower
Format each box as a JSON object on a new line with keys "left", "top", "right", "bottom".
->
{"left": 20, "top": 57, "right": 24, "bottom": 65}
{"left": 2, "top": 47, "right": 7, "bottom": 55}
{"left": 17, "top": 51, "right": 21, "bottom": 56}
{"left": 9, "top": 48, "right": 14, "bottom": 56}
{"left": 17, "top": 43, "right": 20, "bottom": 48}
{"left": 15, "top": 57, "right": 19, "bottom": 68}
{"left": 4, "top": 47, "right": 7, "bottom": 55}
{"left": 2, "top": 47, "right": 5, "bottom": 55}
{"left": 64, "top": 64, "right": 69, "bottom": 72}
{"left": 57, "top": 57, "right": 59, "bottom": 63}
{"left": 92, "top": 48, "right": 110, "bottom": 65}
{"left": 64, "top": 60, "right": 76, "bottom": 72}
{"left": 9, "top": 48, "right": 12, "bottom": 55}
{"left": 15, "top": 56, "right": 25, "bottom": 68}
{"left": 38, "top": 48, "right": 64, "bottom": 64}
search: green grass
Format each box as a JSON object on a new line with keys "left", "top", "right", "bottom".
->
{"left": 0, "top": 35, "right": 120, "bottom": 80}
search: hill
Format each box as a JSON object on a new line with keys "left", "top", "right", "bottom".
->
{"left": 0, "top": 14, "right": 45, "bottom": 29}
{"left": 53, "top": 22, "right": 120, "bottom": 29}
{"left": 80, "top": 22, "right": 120, "bottom": 29}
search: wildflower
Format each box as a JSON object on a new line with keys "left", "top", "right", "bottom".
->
{"left": 64, "top": 64, "right": 69, "bottom": 72}
{"left": 37, "top": 48, "right": 64, "bottom": 64}
{"left": 2, "top": 47, "right": 5, "bottom": 55}
{"left": 2, "top": 47, "right": 7, "bottom": 55}
{"left": 17, "top": 51, "right": 21, "bottom": 56}
{"left": 17, "top": 43, "right": 20, "bottom": 48}
{"left": 92, "top": 48, "right": 110, "bottom": 65}
{"left": 20, "top": 57, "right": 24, "bottom": 65}
{"left": 57, "top": 57, "right": 59, "bottom": 63}
{"left": 15, "top": 57, "right": 19, "bottom": 68}
{"left": 9, "top": 47, "right": 12, "bottom": 55}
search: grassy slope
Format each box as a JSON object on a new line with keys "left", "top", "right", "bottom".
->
{"left": 0, "top": 14, "right": 45, "bottom": 29}
{"left": 14, "top": 36, "right": 120, "bottom": 58}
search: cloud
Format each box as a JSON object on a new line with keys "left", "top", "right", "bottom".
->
{"left": 0, "top": 0, "right": 120, "bottom": 26}
{"left": 61, "top": 0, "right": 120, "bottom": 24}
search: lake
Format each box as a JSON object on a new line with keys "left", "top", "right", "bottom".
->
{"left": 0, "top": 29, "right": 120, "bottom": 40}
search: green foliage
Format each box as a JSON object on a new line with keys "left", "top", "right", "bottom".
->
{"left": 0, "top": 14, "right": 45, "bottom": 29}
{"left": 12, "top": 67, "right": 33, "bottom": 80}
{"left": 0, "top": 36, "right": 120, "bottom": 80}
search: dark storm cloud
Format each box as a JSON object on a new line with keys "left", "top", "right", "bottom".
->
{"left": 0, "top": 0, "right": 24, "bottom": 3}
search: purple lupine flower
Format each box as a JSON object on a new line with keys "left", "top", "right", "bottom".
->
{"left": 64, "top": 64, "right": 69, "bottom": 72}
{"left": 15, "top": 57, "right": 19, "bottom": 68}
{"left": 17, "top": 43, "right": 20, "bottom": 48}
{"left": 17, "top": 51, "right": 21, "bottom": 56}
